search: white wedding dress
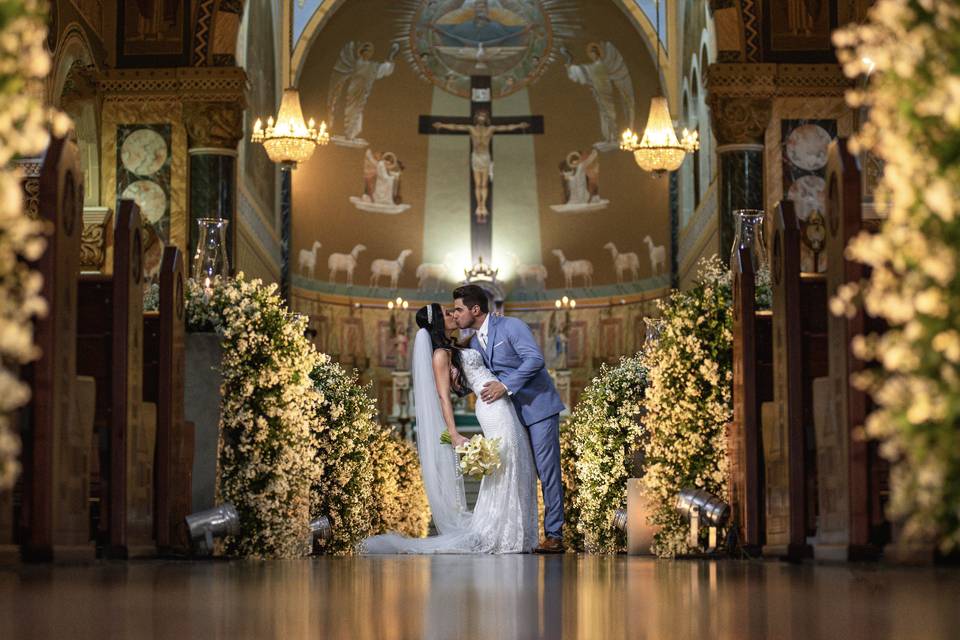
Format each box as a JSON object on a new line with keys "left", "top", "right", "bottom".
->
{"left": 362, "top": 339, "right": 539, "bottom": 554}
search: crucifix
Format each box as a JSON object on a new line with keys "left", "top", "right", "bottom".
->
{"left": 419, "top": 75, "right": 544, "bottom": 263}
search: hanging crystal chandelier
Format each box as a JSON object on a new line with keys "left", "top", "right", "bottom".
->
{"left": 251, "top": 87, "right": 329, "bottom": 170}
{"left": 620, "top": 0, "right": 699, "bottom": 176}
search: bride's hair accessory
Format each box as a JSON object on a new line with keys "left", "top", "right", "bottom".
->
{"left": 427, "top": 304, "right": 433, "bottom": 324}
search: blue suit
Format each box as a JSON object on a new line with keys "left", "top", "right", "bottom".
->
{"left": 470, "top": 314, "right": 565, "bottom": 539}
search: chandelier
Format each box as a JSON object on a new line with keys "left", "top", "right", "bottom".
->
{"left": 620, "top": 0, "right": 698, "bottom": 176}
{"left": 464, "top": 256, "right": 499, "bottom": 283}
{"left": 251, "top": 87, "right": 329, "bottom": 170}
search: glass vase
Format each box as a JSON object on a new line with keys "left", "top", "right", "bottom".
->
{"left": 730, "top": 209, "right": 767, "bottom": 271}
{"left": 192, "top": 217, "right": 230, "bottom": 287}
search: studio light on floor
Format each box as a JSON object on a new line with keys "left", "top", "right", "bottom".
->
{"left": 311, "top": 516, "right": 333, "bottom": 542}
{"left": 675, "top": 488, "right": 730, "bottom": 552}
{"left": 185, "top": 504, "right": 240, "bottom": 554}
{"left": 613, "top": 508, "right": 627, "bottom": 533}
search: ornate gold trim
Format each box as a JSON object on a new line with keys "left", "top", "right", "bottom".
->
{"left": 98, "top": 67, "right": 247, "bottom": 103}
{"left": 706, "top": 63, "right": 851, "bottom": 100}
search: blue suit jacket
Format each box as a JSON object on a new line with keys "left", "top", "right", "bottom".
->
{"left": 470, "top": 314, "right": 566, "bottom": 427}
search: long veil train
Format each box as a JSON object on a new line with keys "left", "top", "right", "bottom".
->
{"left": 409, "top": 328, "right": 472, "bottom": 533}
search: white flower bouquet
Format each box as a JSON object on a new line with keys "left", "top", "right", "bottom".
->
{"left": 440, "top": 433, "right": 503, "bottom": 479}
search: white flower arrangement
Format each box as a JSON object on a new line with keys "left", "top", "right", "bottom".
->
{"left": 370, "top": 428, "right": 431, "bottom": 539}
{"left": 308, "top": 355, "right": 380, "bottom": 555}
{"left": 0, "top": 1, "right": 71, "bottom": 490}
{"left": 564, "top": 354, "right": 648, "bottom": 553}
{"left": 640, "top": 257, "right": 733, "bottom": 557}
{"left": 834, "top": 0, "right": 960, "bottom": 551}
{"left": 186, "top": 274, "right": 321, "bottom": 558}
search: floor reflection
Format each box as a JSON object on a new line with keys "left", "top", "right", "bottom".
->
{"left": 1, "top": 555, "right": 958, "bottom": 639}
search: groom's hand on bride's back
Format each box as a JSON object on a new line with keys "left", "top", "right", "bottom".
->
{"left": 480, "top": 380, "right": 507, "bottom": 403}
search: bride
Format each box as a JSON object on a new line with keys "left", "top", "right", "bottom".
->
{"left": 363, "top": 303, "right": 539, "bottom": 554}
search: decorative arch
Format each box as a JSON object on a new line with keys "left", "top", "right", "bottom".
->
{"left": 49, "top": 24, "right": 100, "bottom": 207}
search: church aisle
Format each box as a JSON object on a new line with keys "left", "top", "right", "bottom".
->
{"left": 1, "top": 555, "right": 957, "bottom": 640}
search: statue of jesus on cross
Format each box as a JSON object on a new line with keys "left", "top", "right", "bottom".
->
{"left": 432, "top": 110, "right": 530, "bottom": 223}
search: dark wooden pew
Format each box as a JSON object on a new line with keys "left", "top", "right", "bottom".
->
{"left": 143, "top": 246, "right": 191, "bottom": 552}
{"left": 762, "top": 200, "right": 827, "bottom": 561}
{"left": 812, "top": 139, "right": 889, "bottom": 560}
{"left": 77, "top": 200, "right": 154, "bottom": 558}
{"left": 729, "top": 246, "right": 773, "bottom": 552}
{"left": 12, "top": 138, "right": 97, "bottom": 562}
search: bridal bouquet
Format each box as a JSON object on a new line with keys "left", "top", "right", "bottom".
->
{"left": 440, "top": 433, "right": 502, "bottom": 479}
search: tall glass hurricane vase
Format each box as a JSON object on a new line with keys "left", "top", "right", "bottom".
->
{"left": 730, "top": 209, "right": 767, "bottom": 271}
{"left": 193, "top": 217, "right": 231, "bottom": 287}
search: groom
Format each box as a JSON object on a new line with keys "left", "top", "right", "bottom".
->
{"left": 452, "top": 284, "right": 566, "bottom": 554}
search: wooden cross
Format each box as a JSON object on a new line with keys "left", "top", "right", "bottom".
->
{"left": 419, "top": 76, "right": 544, "bottom": 264}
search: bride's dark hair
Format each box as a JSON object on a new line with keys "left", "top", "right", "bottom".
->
{"left": 415, "top": 303, "right": 467, "bottom": 393}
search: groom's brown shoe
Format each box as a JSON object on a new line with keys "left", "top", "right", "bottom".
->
{"left": 534, "top": 537, "right": 565, "bottom": 554}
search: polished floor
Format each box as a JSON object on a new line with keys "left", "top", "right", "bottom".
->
{"left": 2, "top": 555, "right": 959, "bottom": 640}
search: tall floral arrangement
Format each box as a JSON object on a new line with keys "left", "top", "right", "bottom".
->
{"left": 640, "top": 257, "right": 732, "bottom": 557}
{"left": 0, "top": 0, "right": 70, "bottom": 489}
{"left": 370, "top": 428, "right": 431, "bottom": 538}
{"left": 833, "top": 1, "right": 960, "bottom": 551}
{"left": 565, "top": 354, "right": 648, "bottom": 553}
{"left": 308, "top": 356, "right": 379, "bottom": 554}
{"left": 186, "top": 275, "right": 321, "bottom": 558}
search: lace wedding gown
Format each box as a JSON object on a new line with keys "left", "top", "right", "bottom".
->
{"left": 362, "top": 348, "right": 539, "bottom": 554}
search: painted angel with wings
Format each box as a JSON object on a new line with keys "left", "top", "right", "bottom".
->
{"left": 561, "top": 42, "right": 635, "bottom": 151}
{"left": 328, "top": 41, "right": 400, "bottom": 146}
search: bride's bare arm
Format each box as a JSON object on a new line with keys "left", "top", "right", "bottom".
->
{"left": 432, "top": 349, "right": 469, "bottom": 447}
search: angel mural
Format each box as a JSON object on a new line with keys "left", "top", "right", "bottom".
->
{"left": 349, "top": 148, "right": 411, "bottom": 214}
{"left": 561, "top": 42, "right": 635, "bottom": 151}
{"left": 328, "top": 41, "right": 400, "bottom": 148}
{"left": 550, "top": 149, "right": 609, "bottom": 213}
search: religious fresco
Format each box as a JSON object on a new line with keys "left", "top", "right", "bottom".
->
{"left": 292, "top": 0, "right": 670, "bottom": 297}
{"left": 118, "top": 0, "right": 190, "bottom": 66}
{"left": 781, "top": 118, "right": 837, "bottom": 272}
{"left": 242, "top": 0, "right": 277, "bottom": 213}
{"left": 328, "top": 41, "right": 399, "bottom": 147}
{"left": 116, "top": 124, "right": 172, "bottom": 281}
{"left": 400, "top": 0, "right": 577, "bottom": 99}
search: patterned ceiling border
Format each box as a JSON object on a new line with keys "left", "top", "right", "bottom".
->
{"left": 706, "top": 63, "right": 850, "bottom": 99}
{"left": 97, "top": 67, "right": 247, "bottom": 103}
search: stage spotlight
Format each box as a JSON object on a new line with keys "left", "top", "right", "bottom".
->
{"left": 310, "top": 516, "right": 333, "bottom": 542}
{"left": 675, "top": 488, "right": 730, "bottom": 551}
{"left": 613, "top": 508, "right": 627, "bottom": 533}
{"left": 675, "top": 488, "right": 730, "bottom": 526}
{"left": 185, "top": 504, "right": 240, "bottom": 554}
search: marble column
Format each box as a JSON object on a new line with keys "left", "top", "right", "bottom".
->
{"left": 183, "top": 101, "right": 243, "bottom": 275}
{"left": 717, "top": 144, "right": 764, "bottom": 254}
{"left": 280, "top": 169, "right": 292, "bottom": 301}
{"left": 706, "top": 95, "right": 772, "bottom": 259}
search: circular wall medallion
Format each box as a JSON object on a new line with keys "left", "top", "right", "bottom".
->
{"left": 408, "top": 0, "right": 553, "bottom": 98}
{"left": 121, "top": 128, "right": 168, "bottom": 176}
{"left": 121, "top": 180, "right": 167, "bottom": 224}
{"left": 785, "top": 124, "right": 832, "bottom": 171}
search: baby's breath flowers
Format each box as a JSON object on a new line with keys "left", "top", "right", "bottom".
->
{"left": 833, "top": 0, "right": 960, "bottom": 551}
{"left": 640, "top": 257, "right": 733, "bottom": 557}
{"left": 0, "top": 0, "right": 72, "bottom": 490}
